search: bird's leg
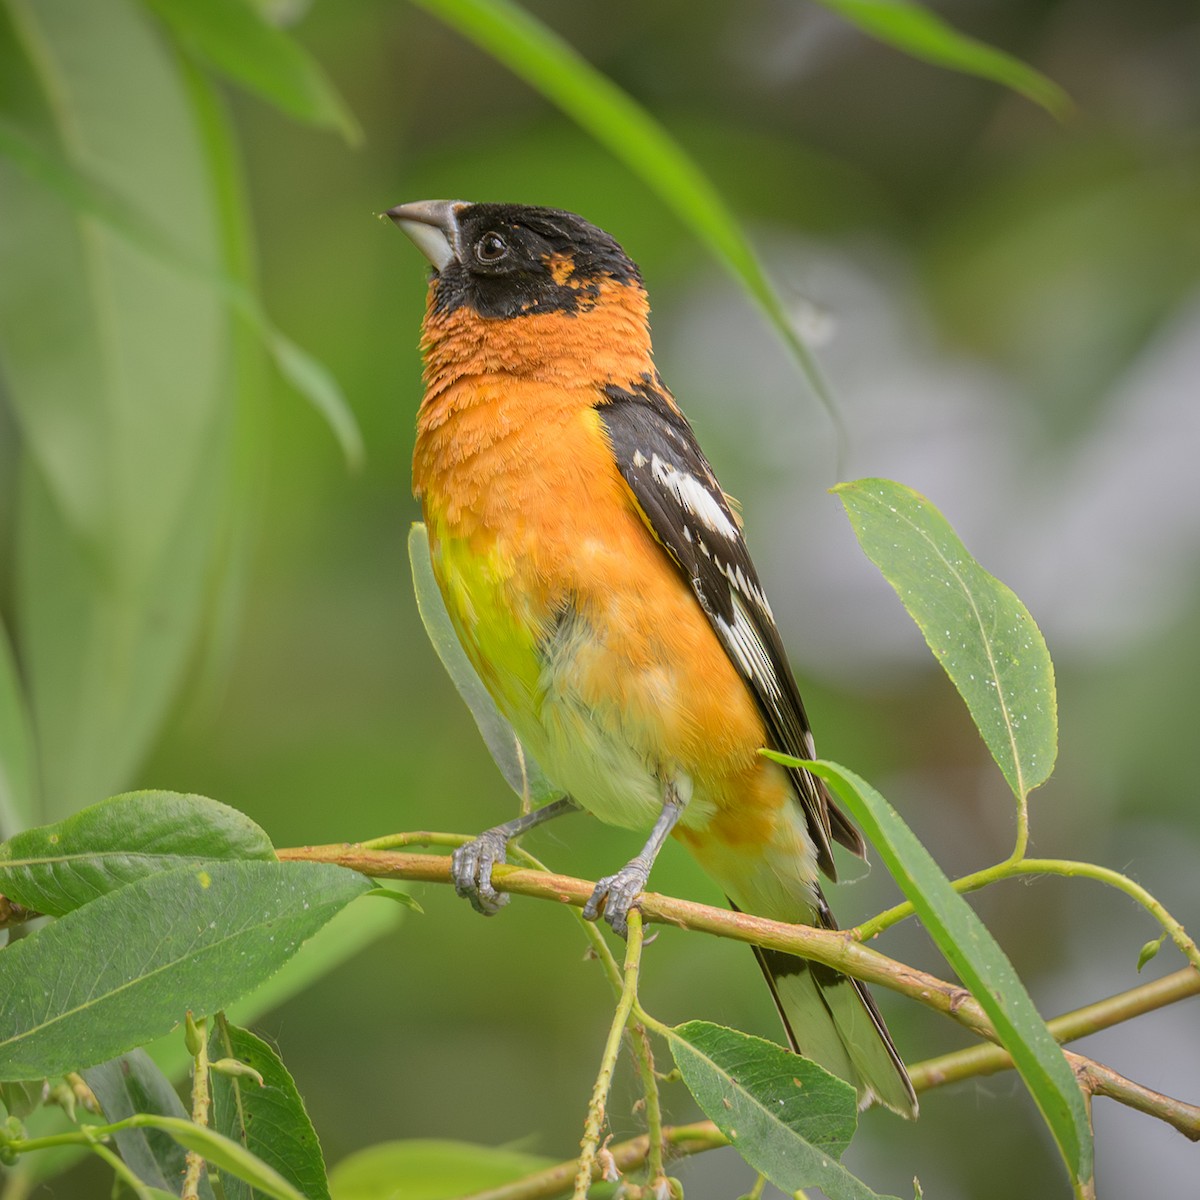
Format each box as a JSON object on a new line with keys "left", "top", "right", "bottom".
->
{"left": 451, "top": 796, "right": 579, "bottom": 915}
{"left": 583, "top": 781, "right": 685, "bottom": 938}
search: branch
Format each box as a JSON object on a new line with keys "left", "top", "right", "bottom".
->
{"left": 1068, "top": 1053, "right": 1200, "bottom": 1142}
{"left": 278, "top": 841, "right": 995, "bottom": 1038}
{"left": 279, "top": 841, "right": 1200, "bottom": 1141}
{"left": 910, "top": 967, "right": 1200, "bottom": 1090}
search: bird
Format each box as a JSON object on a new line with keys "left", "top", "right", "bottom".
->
{"left": 386, "top": 199, "right": 916, "bottom": 1118}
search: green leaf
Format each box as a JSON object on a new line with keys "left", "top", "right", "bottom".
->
{"left": 0, "top": 860, "right": 370, "bottom": 1080}
{"left": 365, "top": 887, "right": 423, "bottom": 912}
{"left": 0, "top": 622, "right": 36, "bottom": 838}
{"left": 816, "top": 0, "right": 1072, "bottom": 120}
{"left": 328, "top": 1139, "right": 554, "bottom": 1200}
{"left": 0, "top": 791, "right": 276, "bottom": 917}
{"left": 0, "top": 116, "right": 363, "bottom": 473}
{"left": 834, "top": 479, "right": 1057, "bottom": 800}
{"left": 667, "top": 1021, "right": 895, "bottom": 1200}
{"left": 410, "top": 0, "right": 845, "bottom": 438}
{"left": 0, "top": 0, "right": 236, "bottom": 815}
{"left": 1137, "top": 934, "right": 1166, "bottom": 973}
{"left": 143, "top": 0, "right": 360, "bottom": 143}
{"left": 408, "top": 524, "right": 559, "bottom": 807}
{"left": 19, "top": 898, "right": 406, "bottom": 1188}
{"left": 130, "top": 1114, "right": 306, "bottom": 1200}
{"left": 83, "top": 1049, "right": 215, "bottom": 1200}
{"left": 0, "top": 1078, "right": 44, "bottom": 1120}
{"left": 772, "top": 757, "right": 1093, "bottom": 1190}
{"left": 210, "top": 1020, "right": 331, "bottom": 1200}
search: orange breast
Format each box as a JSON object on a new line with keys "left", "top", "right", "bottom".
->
{"left": 412, "top": 287, "right": 793, "bottom": 850}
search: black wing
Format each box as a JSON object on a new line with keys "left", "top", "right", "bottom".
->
{"left": 597, "top": 378, "right": 864, "bottom": 879}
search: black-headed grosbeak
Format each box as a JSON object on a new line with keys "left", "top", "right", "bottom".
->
{"left": 387, "top": 199, "right": 916, "bottom": 1117}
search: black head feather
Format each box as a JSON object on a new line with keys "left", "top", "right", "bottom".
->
{"left": 433, "top": 203, "right": 642, "bottom": 319}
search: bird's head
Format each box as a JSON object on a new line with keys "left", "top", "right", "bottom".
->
{"left": 386, "top": 200, "right": 644, "bottom": 321}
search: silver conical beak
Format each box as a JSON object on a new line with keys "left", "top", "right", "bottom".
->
{"left": 385, "top": 199, "right": 469, "bottom": 271}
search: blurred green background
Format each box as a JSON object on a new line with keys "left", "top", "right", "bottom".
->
{"left": 2, "top": 0, "right": 1199, "bottom": 1197}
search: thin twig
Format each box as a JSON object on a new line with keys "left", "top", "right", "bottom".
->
{"left": 1067, "top": 1053, "right": 1200, "bottom": 1142}
{"left": 460, "top": 1123, "right": 728, "bottom": 1200}
{"left": 89, "top": 1141, "right": 158, "bottom": 1200}
{"left": 856, "top": 855, "right": 1200, "bottom": 974}
{"left": 573, "top": 909, "right": 646, "bottom": 1198}
{"left": 182, "top": 1014, "right": 211, "bottom": 1200}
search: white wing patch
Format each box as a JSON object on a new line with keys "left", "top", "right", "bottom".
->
{"left": 717, "top": 597, "right": 787, "bottom": 713}
{"left": 650, "top": 454, "right": 740, "bottom": 541}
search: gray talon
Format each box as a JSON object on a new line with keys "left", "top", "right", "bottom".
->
{"left": 448, "top": 798, "right": 581, "bottom": 919}
{"left": 451, "top": 832, "right": 509, "bottom": 915}
{"left": 583, "top": 862, "right": 650, "bottom": 938}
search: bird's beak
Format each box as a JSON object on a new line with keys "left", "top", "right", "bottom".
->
{"left": 385, "top": 199, "right": 468, "bottom": 272}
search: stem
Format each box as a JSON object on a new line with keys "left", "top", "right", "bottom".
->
{"left": 573, "top": 909, "right": 645, "bottom": 1199}
{"left": 631, "top": 1020, "right": 668, "bottom": 1188}
{"left": 1009, "top": 790, "right": 1030, "bottom": 863}
{"left": 460, "top": 1122, "right": 728, "bottom": 1200}
{"left": 182, "top": 1014, "right": 211, "bottom": 1200}
{"left": 855, "top": 856, "right": 1200, "bottom": 973}
{"left": 510, "top": 846, "right": 670, "bottom": 1187}
{"left": 1068, "top": 1053, "right": 1200, "bottom": 1142}
{"left": 3, "top": 1114, "right": 170, "bottom": 1154}
{"left": 89, "top": 1141, "right": 157, "bottom": 1200}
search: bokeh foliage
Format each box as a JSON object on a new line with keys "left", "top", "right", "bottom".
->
{"left": 2, "top": 0, "right": 1198, "bottom": 1197}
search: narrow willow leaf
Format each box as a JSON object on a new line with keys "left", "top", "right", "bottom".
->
{"left": 83, "top": 1050, "right": 215, "bottom": 1200}
{"left": 411, "top": 0, "right": 844, "bottom": 438}
{"left": 0, "top": 0, "right": 235, "bottom": 814}
{"left": 328, "top": 1140, "right": 554, "bottom": 1200}
{"left": 0, "top": 791, "right": 276, "bottom": 917}
{"left": 210, "top": 1021, "right": 331, "bottom": 1200}
{"left": 772, "top": 756, "right": 1093, "bottom": 1190}
{"left": 143, "top": 0, "right": 361, "bottom": 142}
{"left": 834, "top": 478, "right": 1056, "bottom": 799}
{"left": 816, "top": 0, "right": 1071, "bottom": 119}
{"left": 668, "top": 1021, "right": 896, "bottom": 1200}
{"left": 0, "top": 116, "right": 362, "bottom": 472}
{"left": 408, "top": 523, "right": 559, "bottom": 807}
{"left": 0, "top": 622, "right": 35, "bottom": 838}
{"left": 0, "top": 860, "right": 370, "bottom": 1081}
{"left": 132, "top": 1115, "right": 305, "bottom": 1200}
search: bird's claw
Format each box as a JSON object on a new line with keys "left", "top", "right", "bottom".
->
{"left": 583, "top": 860, "right": 650, "bottom": 938}
{"left": 451, "top": 830, "right": 511, "bottom": 915}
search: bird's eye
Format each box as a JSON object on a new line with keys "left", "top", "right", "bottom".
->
{"left": 475, "top": 232, "right": 510, "bottom": 264}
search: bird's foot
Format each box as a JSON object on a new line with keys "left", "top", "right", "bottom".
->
{"left": 583, "top": 858, "right": 651, "bottom": 938}
{"left": 451, "top": 829, "right": 511, "bottom": 915}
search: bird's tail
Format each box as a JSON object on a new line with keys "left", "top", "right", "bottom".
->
{"left": 746, "top": 905, "right": 918, "bottom": 1119}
